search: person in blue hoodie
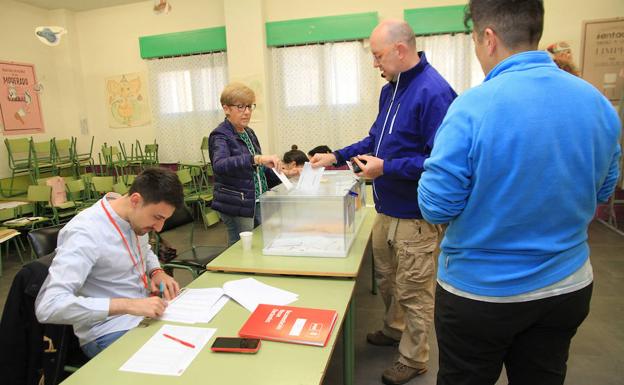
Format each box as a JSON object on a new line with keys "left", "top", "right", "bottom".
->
{"left": 417, "top": 1, "right": 621, "bottom": 384}
{"left": 311, "top": 19, "right": 456, "bottom": 385}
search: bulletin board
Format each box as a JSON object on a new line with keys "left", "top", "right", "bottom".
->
{"left": 0, "top": 61, "right": 45, "bottom": 134}
{"left": 580, "top": 17, "right": 624, "bottom": 103}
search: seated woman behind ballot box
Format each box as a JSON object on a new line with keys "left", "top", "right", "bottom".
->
{"left": 282, "top": 145, "right": 307, "bottom": 176}
{"left": 208, "top": 83, "right": 282, "bottom": 246}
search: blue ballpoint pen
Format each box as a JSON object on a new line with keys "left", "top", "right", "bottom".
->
{"left": 159, "top": 281, "right": 165, "bottom": 299}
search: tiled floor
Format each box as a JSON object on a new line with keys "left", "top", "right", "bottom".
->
{"left": 1, "top": 220, "right": 622, "bottom": 384}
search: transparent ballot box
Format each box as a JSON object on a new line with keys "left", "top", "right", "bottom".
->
{"left": 260, "top": 171, "right": 366, "bottom": 257}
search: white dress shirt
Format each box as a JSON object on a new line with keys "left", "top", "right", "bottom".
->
{"left": 35, "top": 194, "right": 161, "bottom": 346}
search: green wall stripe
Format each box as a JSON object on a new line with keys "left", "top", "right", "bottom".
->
{"left": 404, "top": 5, "right": 470, "bottom": 35}
{"left": 266, "top": 12, "right": 378, "bottom": 47}
{"left": 139, "top": 27, "right": 227, "bottom": 59}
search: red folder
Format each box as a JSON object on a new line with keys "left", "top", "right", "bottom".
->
{"left": 238, "top": 304, "right": 338, "bottom": 347}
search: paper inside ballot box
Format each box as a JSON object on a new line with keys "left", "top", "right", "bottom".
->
{"left": 290, "top": 222, "right": 344, "bottom": 234}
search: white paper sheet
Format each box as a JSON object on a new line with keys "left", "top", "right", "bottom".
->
{"left": 159, "top": 279, "right": 298, "bottom": 324}
{"left": 200, "top": 295, "right": 229, "bottom": 323}
{"left": 296, "top": 162, "right": 324, "bottom": 192}
{"left": 119, "top": 325, "right": 215, "bottom": 376}
{"left": 223, "top": 277, "right": 299, "bottom": 312}
{"left": 271, "top": 167, "right": 293, "bottom": 190}
{"left": 160, "top": 288, "right": 226, "bottom": 324}
{"left": 345, "top": 160, "right": 354, "bottom": 173}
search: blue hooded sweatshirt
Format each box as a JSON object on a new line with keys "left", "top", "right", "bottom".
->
{"left": 335, "top": 52, "right": 456, "bottom": 219}
{"left": 418, "top": 51, "right": 621, "bottom": 296}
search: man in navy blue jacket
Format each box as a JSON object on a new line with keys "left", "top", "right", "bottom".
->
{"left": 311, "top": 19, "right": 456, "bottom": 385}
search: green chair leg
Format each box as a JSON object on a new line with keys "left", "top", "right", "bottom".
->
{"left": 162, "top": 263, "right": 202, "bottom": 279}
{"left": 12, "top": 238, "right": 24, "bottom": 264}
{"left": 17, "top": 235, "right": 26, "bottom": 252}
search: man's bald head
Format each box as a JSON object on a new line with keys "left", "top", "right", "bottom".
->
{"left": 371, "top": 19, "right": 416, "bottom": 50}
{"left": 369, "top": 19, "right": 420, "bottom": 81}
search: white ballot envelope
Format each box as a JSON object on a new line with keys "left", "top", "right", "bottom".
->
{"left": 296, "top": 162, "right": 324, "bottom": 192}
{"left": 271, "top": 167, "right": 293, "bottom": 190}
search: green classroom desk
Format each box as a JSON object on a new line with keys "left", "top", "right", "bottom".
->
{"left": 206, "top": 207, "right": 376, "bottom": 278}
{"left": 60, "top": 272, "right": 356, "bottom": 385}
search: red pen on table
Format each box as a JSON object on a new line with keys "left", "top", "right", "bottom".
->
{"left": 163, "top": 333, "right": 195, "bottom": 348}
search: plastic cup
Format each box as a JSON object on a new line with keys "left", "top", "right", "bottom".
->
{"left": 239, "top": 231, "right": 253, "bottom": 251}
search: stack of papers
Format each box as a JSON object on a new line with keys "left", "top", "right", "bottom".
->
{"left": 120, "top": 324, "right": 215, "bottom": 376}
{"left": 160, "top": 288, "right": 229, "bottom": 324}
{"left": 160, "top": 277, "right": 299, "bottom": 324}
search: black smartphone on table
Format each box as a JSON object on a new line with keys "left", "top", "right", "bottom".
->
{"left": 210, "top": 337, "right": 261, "bottom": 353}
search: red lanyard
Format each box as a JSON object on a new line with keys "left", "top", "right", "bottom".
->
{"left": 100, "top": 200, "right": 148, "bottom": 289}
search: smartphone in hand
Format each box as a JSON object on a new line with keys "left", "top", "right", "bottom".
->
{"left": 351, "top": 153, "right": 372, "bottom": 173}
{"left": 211, "top": 337, "right": 261, "bottom": 353}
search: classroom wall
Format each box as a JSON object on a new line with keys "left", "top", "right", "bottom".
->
{"left": 73, "top": 0, "right": 224, "bottom": 165}
{"left": 0, "top": 1, "right": 85, "bottom": 178}
{"left": 0, "top": 0, "right": 224, "bottom": 178}
{"left": 265, "top": 0, "right": 624, "bottom": 57}
{"left": 0, "top": 0, "right": 622, "bottom": 179}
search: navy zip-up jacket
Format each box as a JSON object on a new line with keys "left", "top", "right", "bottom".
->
{"left": 208, "top": 119, "right": 279, "bottom": 218}
{"left": 334, "top": 52, "right": 456, "bottom": 219}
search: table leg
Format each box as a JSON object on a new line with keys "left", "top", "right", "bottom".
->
{"left": 369, "top": 239, "right": 377, "bottom": 295}
{"left": 343, "top": 298, "right": 354, "bottom": 385}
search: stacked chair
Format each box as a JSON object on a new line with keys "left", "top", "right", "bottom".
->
{"left": 3, "top": 138, "right": 31, "bottom": 197}
{"left": 71, "top": 136, "right": 95, "bottom": 176}
{"left": 2, "top": 136, "right": 95, "bottom": 198}
{"left": 29, "top": 139, "right": 55, "bottom": 182}
{"left": 51, "top": 138, "right": 76, "bottom": 178}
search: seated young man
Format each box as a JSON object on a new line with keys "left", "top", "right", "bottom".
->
{"left": 36, "top": 167, "right": 184, "bottom": 358}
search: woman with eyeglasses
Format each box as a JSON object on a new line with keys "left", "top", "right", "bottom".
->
{"left": 208, "top": 82, "right": 282, "bottom": 246}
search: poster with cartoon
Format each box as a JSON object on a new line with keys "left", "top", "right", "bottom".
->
{"left": 106, "top": 72, "right": 151, "bottom": 128}
{"left": 0, "top": 61, "right": 44, "bottom": 134}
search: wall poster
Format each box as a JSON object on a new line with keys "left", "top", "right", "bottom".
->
{"left": 0, "top": 61, "right": 44, "bottom": 134}
{"left": 105, "top": 72, "right": 151, "bottom": 128}
{"left": 580, "top": 17, "right": 624, "bottom": 103}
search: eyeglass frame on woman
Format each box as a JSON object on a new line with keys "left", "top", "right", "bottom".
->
{"left": 228, "top": 104, "right": 256, "bottom": 112}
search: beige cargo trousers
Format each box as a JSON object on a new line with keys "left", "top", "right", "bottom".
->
{"left": 372, "top": 213, "right": 444, "bottom": 369}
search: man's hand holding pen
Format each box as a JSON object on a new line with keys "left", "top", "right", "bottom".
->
{"left": 150, "top": 270, "right": 180, "bottom": 300}
{"left": 109, "top": 270, "right": 181, "bottom": 318}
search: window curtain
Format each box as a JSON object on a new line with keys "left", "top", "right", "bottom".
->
{"left": 146, "top": 52, "right": 228, "bottom": 163}
{"left": 416, "top": 33, "right": 484, "bottom": 94}
{"left": 269, "top": 41, "right": 379, "bottom": 156}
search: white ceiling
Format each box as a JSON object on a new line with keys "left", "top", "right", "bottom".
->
{"left": 14, "top": 0, "right": 148, "bottom": 12}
